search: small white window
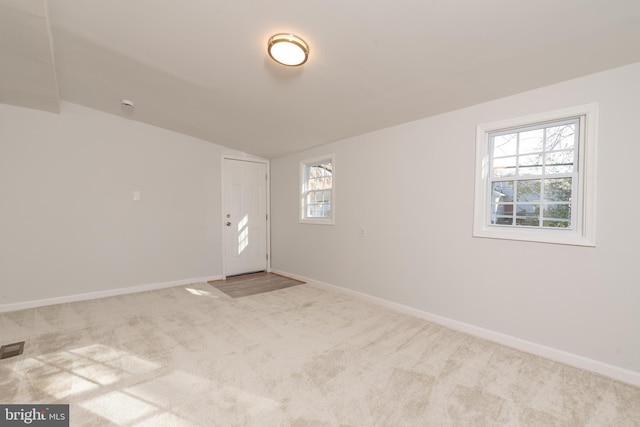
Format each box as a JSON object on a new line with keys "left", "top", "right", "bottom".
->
{"left": 300, "top": 155, "right": 335, "bottom": 225}
{"left": 473, "top": 104, "right": 598, "bottom": 246}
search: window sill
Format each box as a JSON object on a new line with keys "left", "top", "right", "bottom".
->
{"left": 300, "top": 218, "right": 335, "bottom": 225}
{"left": 473, "top": 226, "right": 595, "bottom": 247}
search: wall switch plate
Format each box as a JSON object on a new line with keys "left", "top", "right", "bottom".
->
{"left": 133, "top": 191, "right": 141, "bottom": 201}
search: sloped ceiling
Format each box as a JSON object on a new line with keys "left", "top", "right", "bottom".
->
{"left": 0, "top": 0, "right": 58, "bottom": 113}
{"left": 2, "top": 0, "right": 640, "bottom": 158}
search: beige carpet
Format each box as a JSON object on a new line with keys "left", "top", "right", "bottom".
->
{"left": 1, "top": 282, "right": 639, "bottom": 426}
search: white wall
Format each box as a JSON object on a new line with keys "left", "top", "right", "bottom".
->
{"left": 270, "top": 62, "right": 640, "bottom": 377}
{"left": 0, "top": 102, "right": 243, "bottom": 306}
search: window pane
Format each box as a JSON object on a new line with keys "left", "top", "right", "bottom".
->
{"left": 515, "top": 204, "right": 539, "bottom": 226}
{"left": 493, "top": 156, "right": 516, "bottom": 177}
{"left": 306, "top": 205, "right": 315, "bottom": 217}
{"left": 519, "top": 129, "right": 544, "bottom": 154}
{"left": 518, "top": 166, "right": 542, "bottom": 176}
{"left": 310, "top": 163, "right": 332, "bottom": 179}
{"left": 546, "top": 124, "right": 575, "bottom": 151}
{"left": 314, "top": 177, "right": 327, "bottom": 190}
{"left": 543, "top": 219, "right": 571, "bottom": 228}
{"left": 492, "top": 181, "right": 513, "bottom": 202}
{"left": 493, "top": 134, "right": 517, "bottom": 157}
{"left": 543, "top": 204, "right": 571, "bottom": 228}
{"left": 518, "top": 154, "right": 543, "bottom": 167}
{"left": 494, "top": 216, "right": 513, "bottom": 225}
{"left": 544, "top": 178, "right": 572, "bottom": 202}
{"left": 492, "top": 204, "right": 513, "bottom": 225}
{"left": 545, "top": 151, "right": 574, "bottom": 174}
{"left": 308, "top": 202, "right": 328, "bottom": 218}
{"left": 543, "top": 204, "right": 571, "bottom": 220}
{"left": 304, "top": 189, "right": 332, "bottom": 219}
{"left": 516, "top": 180, "right": 541, "bottom": 202}
{"left": 518, "top": 155, "right": 543, "bottom": 176}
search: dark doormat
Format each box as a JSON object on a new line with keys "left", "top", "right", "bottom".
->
{"left": 208, "top": 272, "right": 305, "bottom": 298}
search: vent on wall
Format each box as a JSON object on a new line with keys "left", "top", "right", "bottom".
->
{"left": 0, "top": 341, "right": 25, "bottom": 359}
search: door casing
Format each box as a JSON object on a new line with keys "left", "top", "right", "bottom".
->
{"left": 221, "top": 155, "right": 270, "bottom": 278}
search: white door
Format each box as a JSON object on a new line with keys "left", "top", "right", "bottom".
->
{"left": 223, "top": 159, "right": 268, "bottom": 276}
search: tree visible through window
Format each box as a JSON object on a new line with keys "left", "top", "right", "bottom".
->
{"left": 300, "top": 155, "right": 335, "bottom": 224}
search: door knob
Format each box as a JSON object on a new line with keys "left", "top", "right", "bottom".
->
{"left": 226, "top": 222, "right": 231, "bottom": 226}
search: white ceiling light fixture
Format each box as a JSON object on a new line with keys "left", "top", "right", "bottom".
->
{"left": 267, "top": 33, "right": 309, "bottom": 66}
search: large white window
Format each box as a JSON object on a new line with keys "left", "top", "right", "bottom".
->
{"left": 473, "top": 104, "right": 598, "bottom": 246}
{"left": 300, "top": 155, "right": 335, "bottom": 225}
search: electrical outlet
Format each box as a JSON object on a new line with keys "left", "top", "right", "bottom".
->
{"left": 360, "top": 227, "right": 367, "bottom": 238}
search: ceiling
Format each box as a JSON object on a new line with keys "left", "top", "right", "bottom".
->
{"left": 2, "top": 0, "right": 640, "bottom": 158}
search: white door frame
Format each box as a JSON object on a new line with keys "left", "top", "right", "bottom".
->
{"left": 221, "top": 154, "right": 270, "bottom": 279}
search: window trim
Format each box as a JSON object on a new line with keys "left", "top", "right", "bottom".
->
{"left": 473, "top": 104, "right": 598, "bottom": 246}
{"left": 299, "top": 154, "right": 335, "bottom": 225}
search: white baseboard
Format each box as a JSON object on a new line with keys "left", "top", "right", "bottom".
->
{"left": 0, "top": 275, "right": 223, "bottom": 313}
{"left": 271, "top": 269, "right": 640, "bottom": 388}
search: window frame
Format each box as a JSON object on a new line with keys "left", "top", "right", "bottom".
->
{"left": 473, "top": 104, "right": 598, "bottom": 246}
{"left": 299, "top": 154, "right": 335, "bottom": 225}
